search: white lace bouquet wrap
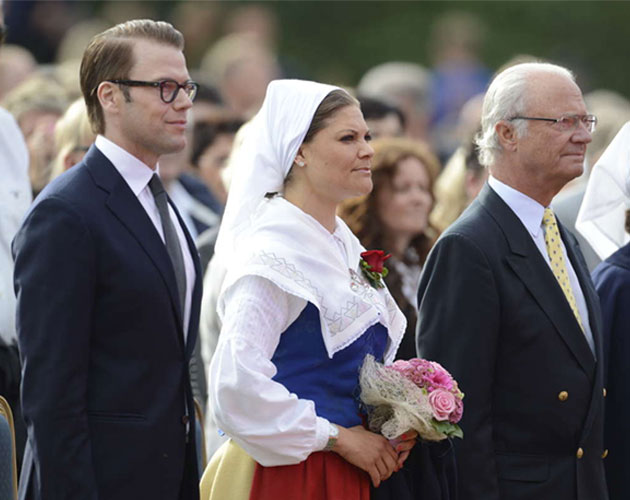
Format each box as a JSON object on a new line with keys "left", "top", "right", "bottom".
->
{"left": 359, "top": 355, "right": 464, "bottom": 441}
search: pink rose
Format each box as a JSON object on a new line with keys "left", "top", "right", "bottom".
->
{"left": 426, "top": 362, "right": 455, "bottom": 392}
{"left": 449, "top": 397, "right": 464, "bottom": 424}
{"left": 429, "top": 389, "right": 457, "bottom": 421}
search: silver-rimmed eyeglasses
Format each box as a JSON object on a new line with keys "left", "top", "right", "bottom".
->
{"left": 509, "top": 114, "right": 597, "bottom": 133}
{"left": 106, "top": 79, "right": 199, "bottom": 103}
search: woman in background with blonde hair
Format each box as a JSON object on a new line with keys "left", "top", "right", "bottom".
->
{"left": 49, "top": 98, "right": 95, "bottom": 181}
{"left": 339, "top": 137, "right": 440, "bottom": 360}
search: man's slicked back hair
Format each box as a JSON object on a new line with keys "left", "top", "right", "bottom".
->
{"left": 80, "top": 19, "right": 184, "bottom": 135}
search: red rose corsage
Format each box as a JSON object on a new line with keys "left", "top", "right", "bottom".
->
{"left": 359, "top": 250, "right": 391, "bottom": 289}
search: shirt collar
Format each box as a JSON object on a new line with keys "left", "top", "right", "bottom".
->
{"left": 488, "top": 175, "right": 547, "bottom": 238}
{"left": 95, "top": 135, "right": 160, "bottom": 196}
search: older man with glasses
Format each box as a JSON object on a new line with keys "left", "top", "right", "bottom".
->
{"left": 13, "top": 19, "right": 202, "bottom": 500}
{"left": 417, "top": 62, "right": 608, "bottom": 500}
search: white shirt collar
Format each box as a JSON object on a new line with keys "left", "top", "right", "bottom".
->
{"left": 488, "top": 175, "right": 547, "bottom": 238}
{"left": 95, "top": 135, "right": 160, "bottom": 195}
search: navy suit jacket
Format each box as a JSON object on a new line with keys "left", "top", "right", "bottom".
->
{"left": 13, "top": 146, "right": 202, "bottom": 500}
{"left": 592, "top": 242, "right": 630, "bottom": 500}
{"left": 417, "top": 184, "right": 607, "bottom": 500}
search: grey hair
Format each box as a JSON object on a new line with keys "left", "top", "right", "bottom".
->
{"left": 475, "top": 62, "right": 575, "bottom": 167}
{"left": 357, "top": 61, "right": 432, "bottom": 115}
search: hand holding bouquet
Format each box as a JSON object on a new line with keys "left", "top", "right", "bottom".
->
{"left": 359, "top": 355, "right": 464, "bottom": 441}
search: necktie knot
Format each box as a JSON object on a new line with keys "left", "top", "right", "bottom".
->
{"left": 542, "top": 207, "right": 556, "bottom": 229}
{"left": 149, "top": 174, "right": 166, "bottom": 197}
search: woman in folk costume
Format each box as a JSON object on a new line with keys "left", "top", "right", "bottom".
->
{"left": 200, "top": 79, "right": 417, "bottom": 499}
{"left": 576, "top": 121, "right": 630, "bottom": 500}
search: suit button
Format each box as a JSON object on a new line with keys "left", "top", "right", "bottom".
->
{"left": 182, "top": 415, "right": 189, "bottom": 425}
{"left": 558, "top": 391, "right": 569, "bottom": 401}
{"left": 576, "top": 447, "right": 584, "bottom": 459}
{"left": 603, "top": 388, "right": 607, "bottom": 398}
{"left": 602, "top": 449, "right": 609, "bottom": 459}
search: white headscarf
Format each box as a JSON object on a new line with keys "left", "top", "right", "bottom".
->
{"left": 212, "top": 79, "right": 405, "bottom": 363}
{"left": 576, "top": 121, "right": 630, "bottom": 259}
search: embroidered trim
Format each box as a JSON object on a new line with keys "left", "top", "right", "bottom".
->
{"left": 257, "top": 251, "right": 383, "bottom": 336}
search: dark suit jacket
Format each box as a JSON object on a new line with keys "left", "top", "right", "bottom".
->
{"left": 13, "top": 146, "right": 202, "bottom": 500}
{"left": 592, "top": 242, "right": 630, "bottom": 500}
{"left": 416, "top": 184, "right": 607, "bottom": 500}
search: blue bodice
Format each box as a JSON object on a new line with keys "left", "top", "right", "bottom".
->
{"left": 271, "top": 302, "right": 388, "bottom": 427}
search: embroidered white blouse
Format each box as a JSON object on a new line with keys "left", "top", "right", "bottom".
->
{"left": 209, "top": 274, "right": 331, "bottom": 466}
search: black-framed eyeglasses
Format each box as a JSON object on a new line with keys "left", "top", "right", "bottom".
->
{"left": 106, "top": 79, "right": 199, "bottom": 104}
{"left": 509, "top": 114, "right": 597, "bottom": 134}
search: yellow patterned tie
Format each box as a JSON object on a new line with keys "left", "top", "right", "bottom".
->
{"left": 542, "top": 208, "right": 584, "bottom": 332}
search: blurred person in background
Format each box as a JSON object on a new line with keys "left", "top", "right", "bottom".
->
{"left": 54, "top": 18, "right": 110, "bottom": 101}
{"left": 170, "top": 1, "right": 220, "bottom": 68}
{"left": 463, "top": 135, "right": 488, "bottom": 204}
{"left": 225, "top": 3, "right": 279, "bottom": 48}
{"left": 198, "top": 119, "right": 250, "bottom": 459}
{"left": 190, "top": 115, "right": 244, "bottom": 214}
{"left": 201, "top": 32, "right": 280, "bottom": 119}
{"left": 3, "top": 0, "right": 78, "bottom": 63}
{"left": 427, "top": 11, "right": 491, "bottom": 163}
{"left": 357, "top": 61, "right": 432, "bottom": 142}
{"left": 49, "top": 97, "right": 95, "bottom": 181}
{"left": 189, "top": 80, "right": 225, "bottom": 124}
{"left": 0, "top": 43, "right": 36, "bottom": 100}
{"left": 0, "top": 0, "right": 31, "bottom": 470}
{"left": 358, "top": 96, "right": 405, "bottom": 139}
{"left": 160, "top": 146, "right": 220, "bottom": 241}
{"left": 554, "top": 89, "right": 630, "bottom": 272}
{"left": 576, "top": 122, "right": 630, "bottom": 500}
{"left": 2, "top": 74, "right": 68, "bottom": 196}
{"left": 223, "top": 4, "right": 306, "bottom": 79}
{"left": 430, "top": 93, "right": 484, "bottom": 232}
{"left": 339, "top": 137, "right": 440, "bottom": 361}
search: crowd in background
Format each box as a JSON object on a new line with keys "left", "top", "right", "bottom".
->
{"left": 2, "top": 1, "right": 630, "bottom": 498}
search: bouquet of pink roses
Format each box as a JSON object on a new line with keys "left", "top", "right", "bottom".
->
{"left": 359, "top": 355, "right": 464, "bottom": 441}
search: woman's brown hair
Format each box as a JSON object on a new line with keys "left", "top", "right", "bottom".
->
{"left": 339, "top": 136, "right": 441, "bottom": 265}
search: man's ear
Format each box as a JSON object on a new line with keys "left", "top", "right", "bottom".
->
{"left": 495, "top": 120, "right": 519, "bottom": 152}
{"left": 97, "top": 81, "right": 119, "bottom": 114}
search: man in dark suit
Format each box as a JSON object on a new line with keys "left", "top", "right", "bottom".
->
{"left": 13, "top": 20, "right": 202, "bottom": 500}
{"left": 416, "top": 62, "right": 608, "bottom": 499}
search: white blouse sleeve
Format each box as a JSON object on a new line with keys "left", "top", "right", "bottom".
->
{"left": 208, "top": 274, "right": 331, "bottom": 466}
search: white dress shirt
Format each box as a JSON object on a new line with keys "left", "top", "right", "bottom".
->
{"left": 0, "top": 107, "right": 31, "bottom": 346}
{"left": 488, "top": 176, "right": 595, "bottom": 354}
{"left": 95, "top": 135, "right": 195, "bottom": 339}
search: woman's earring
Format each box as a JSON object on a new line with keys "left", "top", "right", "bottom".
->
{"left": 296, "top": 160, "right": 305, "bottom": 167}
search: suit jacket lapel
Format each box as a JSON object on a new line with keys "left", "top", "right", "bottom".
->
{"left": 83, "top": 146, "right": 186, "bottom": 345}
{"left": 560, "top": 223, "right": 605, "bottom": 441}
{"left": 478, "top": 185, "right": 596, "bottom": 377}
{"left": 561, "top": 225, "right": 603, "bottom": 350}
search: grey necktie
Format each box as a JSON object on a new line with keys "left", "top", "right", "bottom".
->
{"left": 148, "top": 174, "right": 187, "bottom": 316}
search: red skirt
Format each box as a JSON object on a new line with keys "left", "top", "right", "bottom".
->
{"left": 249, "top": 451, "right": 370, "bottom": 500}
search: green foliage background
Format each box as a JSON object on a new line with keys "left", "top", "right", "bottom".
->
{"left": 270, "top": 1, "right": 626, "bottom": 94}
{"left": 30, "top": 0, "right": 630, "bottom": 96}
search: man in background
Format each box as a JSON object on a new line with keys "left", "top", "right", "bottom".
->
{"left": 0, "top": 0, "right": 31, "bottom": 469}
